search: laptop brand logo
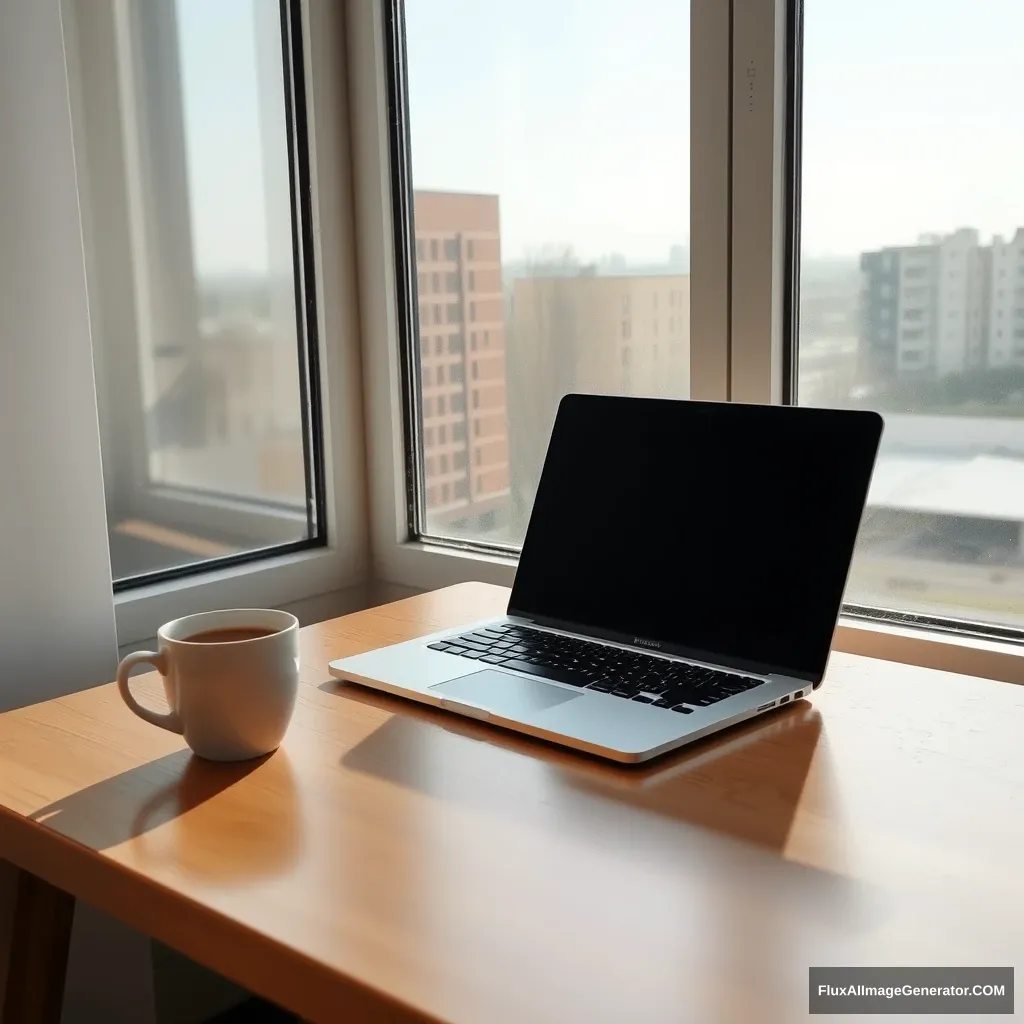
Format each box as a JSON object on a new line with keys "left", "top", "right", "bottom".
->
{"left": 633, "top": 637, "right": 661, "bottom": 649}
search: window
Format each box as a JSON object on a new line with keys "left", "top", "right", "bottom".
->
{"left": 448, "top": 334, "right": 463, "bottom": 353}
{"left": 424, "top": 428, "right": 434, "bottom": 445}
{"left": 433, "top": 303, "right": 442, "bottom": 325}
{"left": 452, "top": 422, "right": 466, "bottom": 441}
{"left": 441, "top": 483, "right": 450, "bottom": 502}
{"left": 81, "top": 0, "right": 323, "bottom": 585}
{"left": 381, "top": 0, "right": 691, "bottom": 566}
{"left": 446, "top": 303, "right": 460, "bottom": 323}
{"left": 423, "top": 367, "right": 432, "bottom": 386}
{"left": 454, "top": 480, "right": 469, "bottom": 499}
{"left": 432, "top": 272, "right": 440, "bottom": 292}
{"left": 450, "top": 364, "right": 464, "bottom": 383}
{"left": 438, "top": 424, "right": 447, "bottom": 443}
{"left": 430, "top": 239, "right": 438, "bottom": 260}
{"left": 437, "top": 395, "right": 446, "bottom": 415}
{"left": 439, "top": 454, "right": 449, "bottom": 473}
{"left": 797, "top": 0, "right": 1024, "bottom": 631}
{"left": 451, "top": 394, "right": 465, "bottom": 413}
{"left": 453, "top": 451, "right": 467, "bottom": 470}
{"left": 395, "top": 0, "right": 689, "bottom": 547}
{"left": 622, "top": 321, "right": 632, "bottom": 340}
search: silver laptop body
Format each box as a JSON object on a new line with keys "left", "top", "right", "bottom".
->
{"left": 330, "top": 396, "right": 882, "bottom": 763}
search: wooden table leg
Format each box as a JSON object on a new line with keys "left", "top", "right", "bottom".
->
{"left": 0, "top": 859, "right": 75, "bottom": 1024}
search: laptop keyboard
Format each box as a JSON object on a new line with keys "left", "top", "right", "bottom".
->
{"left": 427, "top": 623, "right": 763, "bottom": 714}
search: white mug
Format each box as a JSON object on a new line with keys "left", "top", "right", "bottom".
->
{"left": 116, "top": 608, "right": 300, "bottom": 762}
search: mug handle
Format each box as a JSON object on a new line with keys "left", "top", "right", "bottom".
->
{"left": 116, "top": 651, "right": 183, "bottom": 734}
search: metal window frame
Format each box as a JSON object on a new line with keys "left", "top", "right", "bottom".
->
{"left": 113, "top": 0, "right": 328, "bottom": 591}
{"left": 379, "top": 0, "right": 730, "bottom": 562}
{"left": 63, "top": 0, "right": 369, "bottom": 645}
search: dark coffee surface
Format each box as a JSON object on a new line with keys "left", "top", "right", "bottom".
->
{"left": 184, "top": 626, "right": 277, "bottom": 644}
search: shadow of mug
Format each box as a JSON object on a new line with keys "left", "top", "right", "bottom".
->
{"left": 128, "top": 751, "right": 303, "bottom": 885}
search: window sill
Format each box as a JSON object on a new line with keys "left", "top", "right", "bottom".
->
{"left": 375, "top": 539, "right": 1024, "bottom": 687}
{"left": 833, "top": 616, "right": 1024, "bottom": 687}
{"left": 115, "top": 544, "right": 360, "bottom": 647}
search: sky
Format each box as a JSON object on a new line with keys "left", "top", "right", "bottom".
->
{"left": 172, "top": 0, "right": 1024, "bottom": 272}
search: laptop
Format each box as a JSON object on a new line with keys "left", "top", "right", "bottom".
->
{"left": 330, "top": 395, "right": 883, "bottom": 763}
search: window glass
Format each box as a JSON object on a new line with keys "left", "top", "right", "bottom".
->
{"left": 798, "top": 0, "right": 1024, "bottom": 626}
{"left": 80, "top": 0, "right": 319, "bottom": 582}
{"left": 405, "top": 0, "right": 690, "bottom": 546}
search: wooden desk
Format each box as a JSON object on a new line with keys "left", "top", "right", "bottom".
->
{"left": 1, "top": 583, "right": 1022, "bottom": 1023}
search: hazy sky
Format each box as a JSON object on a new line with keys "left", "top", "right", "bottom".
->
{"left": 175, "top": 0, "right": 1024, "bottom": 271}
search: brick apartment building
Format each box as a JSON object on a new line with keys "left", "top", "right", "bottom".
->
{"left": 414, "top": 191, "right": 509, "bottom": 533}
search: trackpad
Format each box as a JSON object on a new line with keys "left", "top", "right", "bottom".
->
{"left": 430, "top": 670, "right": 581, "bottom": 717}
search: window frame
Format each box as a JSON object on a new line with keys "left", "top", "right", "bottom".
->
{"left": 65, "top": 0, "right": 370, "bottom": 645}
{"left": 349, "top": 0, "right": 1024, "bottom": 678}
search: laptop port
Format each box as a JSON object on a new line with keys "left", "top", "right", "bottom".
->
{"left": 795, "top": 690, "right": 804, "bottom": 699}
{"left": 779, "top": 694, "right": 791, "bottom": 705}
{"left": 757, "top": 701, "right": 775, "bottom": 712}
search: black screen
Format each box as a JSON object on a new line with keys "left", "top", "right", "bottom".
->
{"left": 508, "top": 395, "right": 883, "bottom": 680}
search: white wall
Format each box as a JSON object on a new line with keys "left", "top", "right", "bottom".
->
{"left": 0, "top": 4, "right": 156, "bottom": 1022}
{"left": 0, "top": 0, "right": 118, "bottom": 708}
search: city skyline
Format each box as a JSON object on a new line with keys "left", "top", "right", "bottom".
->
{"left": 174, "top": 0, "right": 1024, "bottom": 272}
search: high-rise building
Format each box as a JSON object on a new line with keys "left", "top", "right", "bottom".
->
{"left": 506, "top": 274, "right": 689, "bottom": 536}
{"left": 859, "top": 229, "right": 988, "bottom": 381}
{"left": 413, "top": 191, "right": 509, "bottom": 532}
{"left": 986, "top": 229, "right": 1024, "bottom": 369}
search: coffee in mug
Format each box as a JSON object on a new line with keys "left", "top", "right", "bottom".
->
{"left": 116, "top": 608, "right": 300, "bottom": 761}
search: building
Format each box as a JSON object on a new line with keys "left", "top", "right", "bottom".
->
{"left": 985, "top": 229, "right": 1024, "bottom": 368}
{"left": 413, "top": 191, "right": 509, "bottom": 533}
{"left": 506, "top": 273, "right": 689, "bottom": 536}
{"left": 859, "top": 228, "right": 989, "bottom": 383}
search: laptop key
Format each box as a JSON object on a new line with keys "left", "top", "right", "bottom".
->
{"left": 457, "top": 639, "right": 492, "bottom": 653}
{"left": 670, "top": 705, "right": 695, "bottom": 714}
{"left": 427, "top": 642, "right": 452, "bottom": 652}
{"left": 586, "top": 680, "right": 613, "bottom": 692}
{"left": 461, "top": 650, "right": 487, "bottom": 659}
{"left": 481, "top": 654, "right": 509, "bottom": 664}
{"left": 501, "top": 659, "right": 586, "bottom": 686}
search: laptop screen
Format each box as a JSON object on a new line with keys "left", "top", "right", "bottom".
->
{"left": 508, "top": 395, "right": 883, "bottom": 681}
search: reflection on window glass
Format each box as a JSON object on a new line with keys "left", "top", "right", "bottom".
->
{"left": 405, "top": 0, "right": 690, "bottom": 547}
{"left": 80, "top": 0, "right": 316, "bottom": 581}
{"left": 799, "top": 0, "right": 1024, "bottom": 626}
